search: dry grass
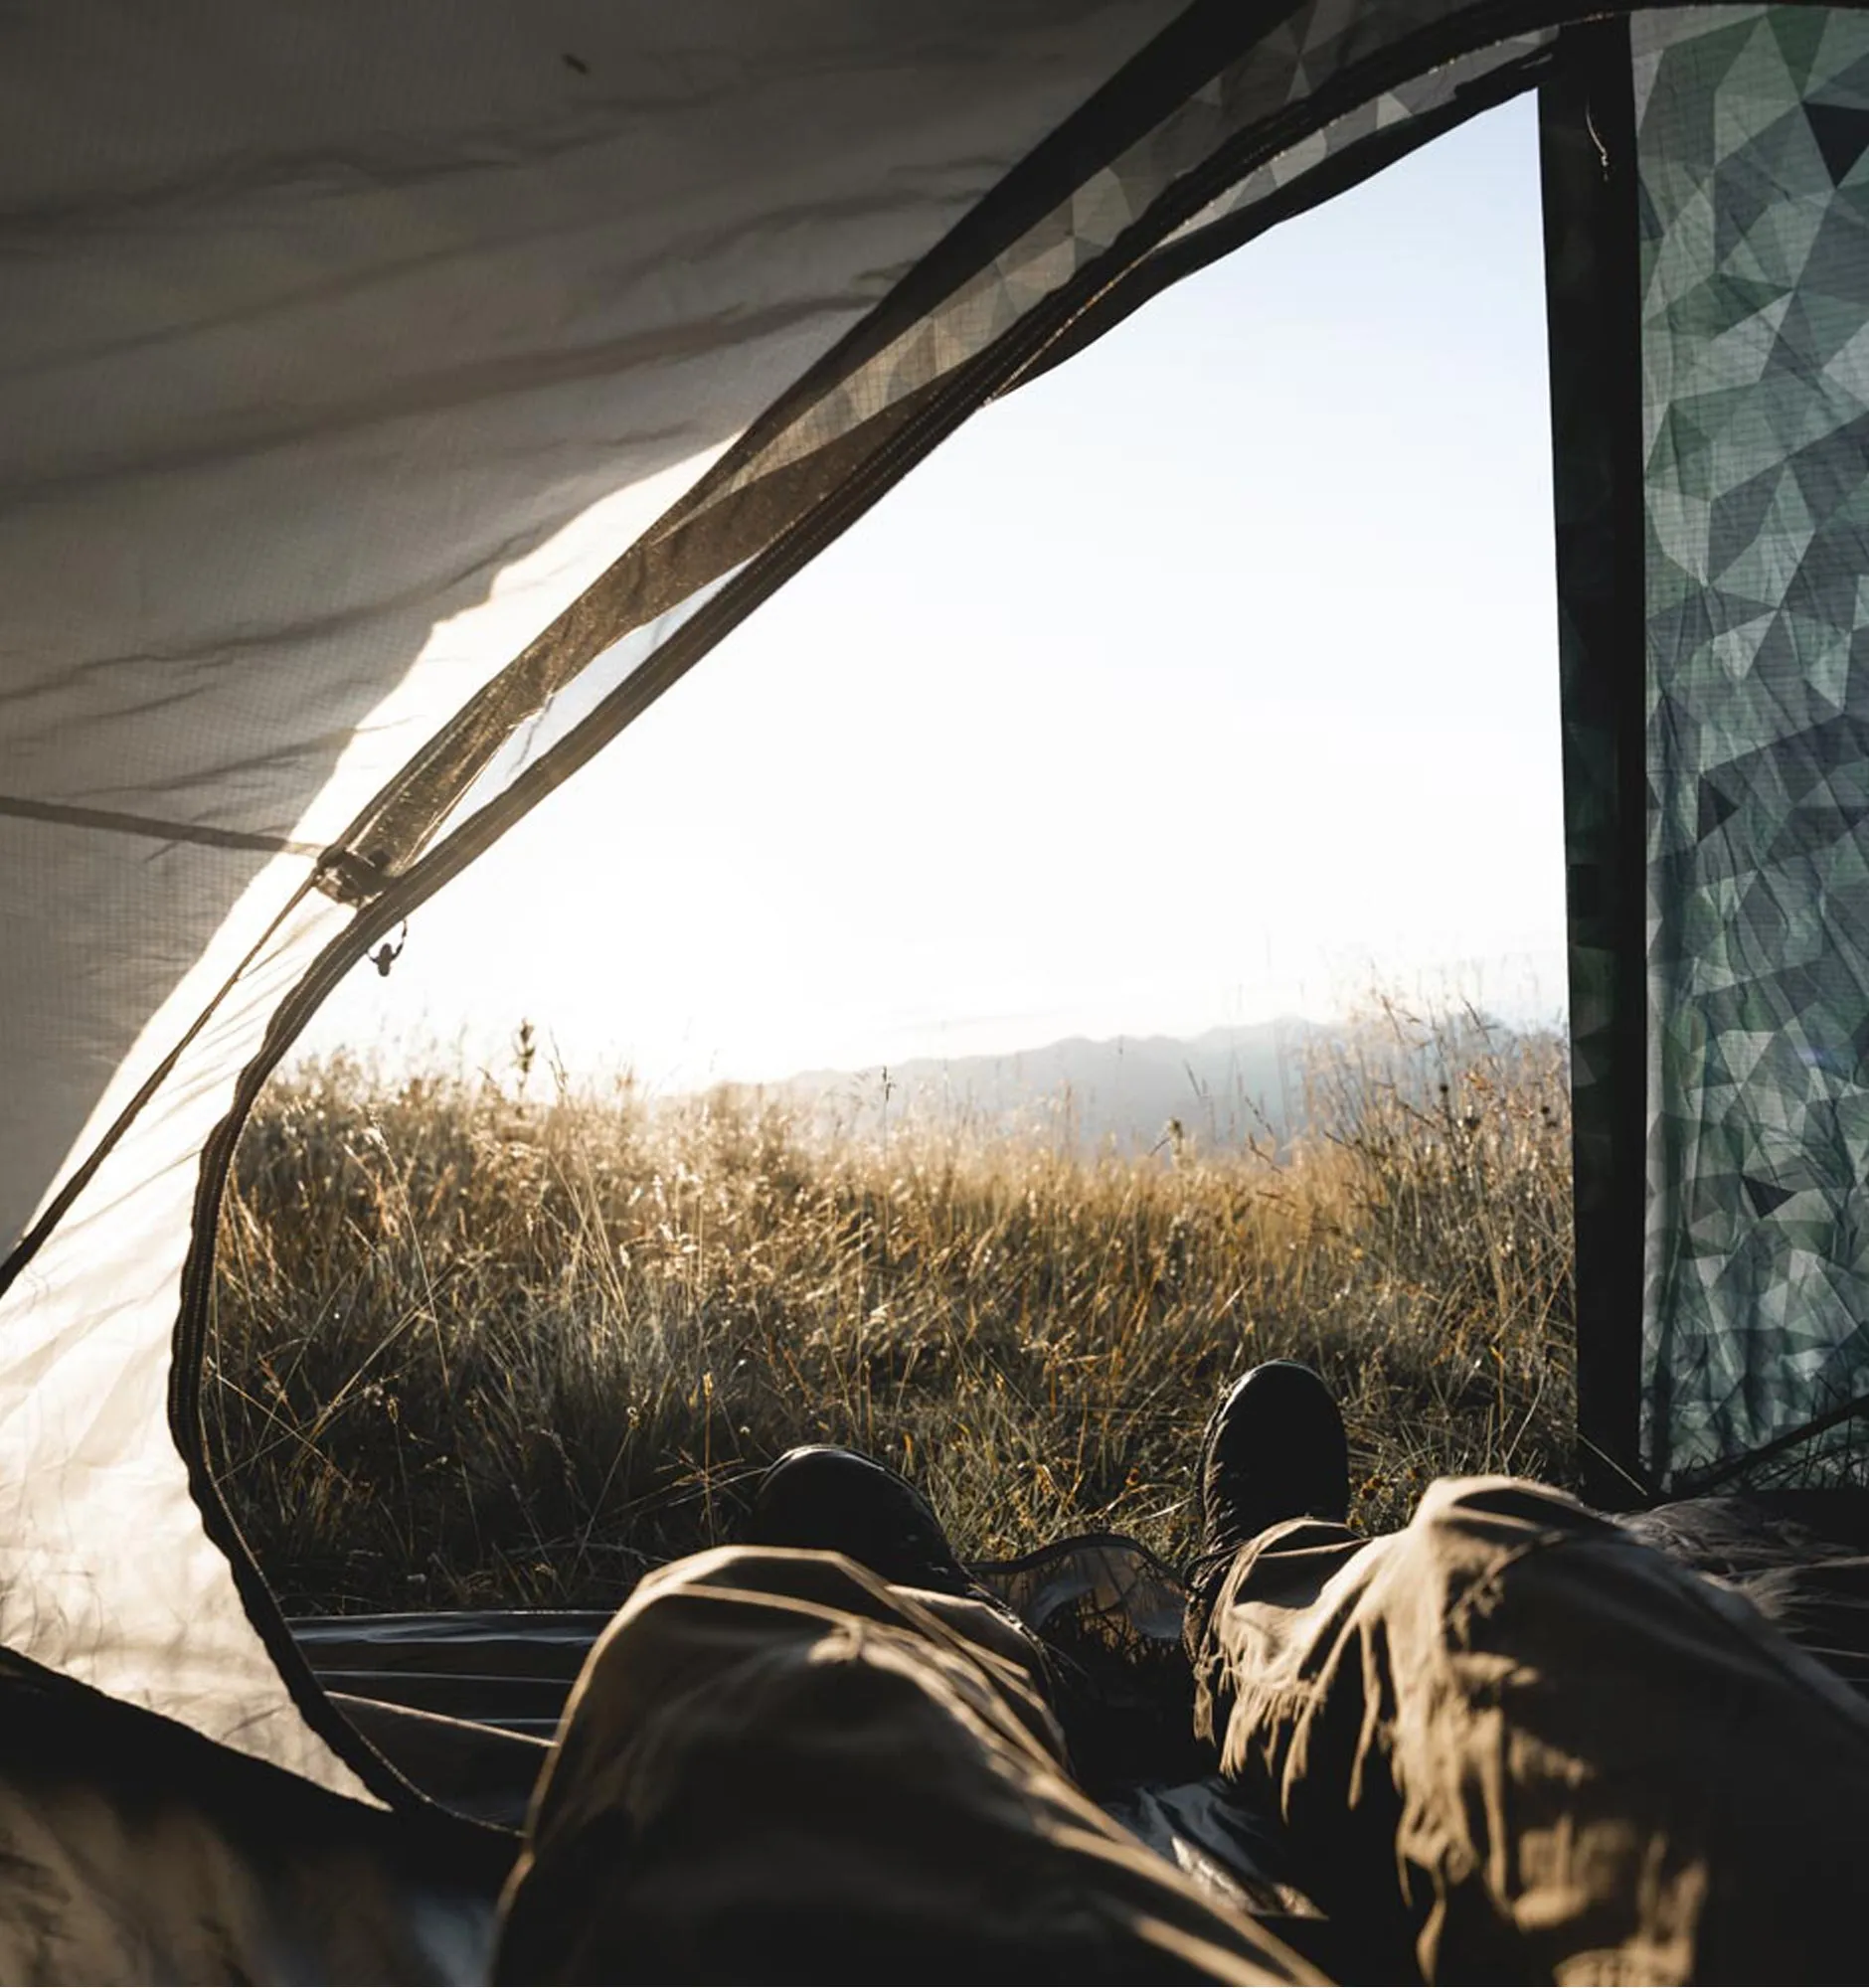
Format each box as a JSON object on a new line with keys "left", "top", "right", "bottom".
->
{"left": 207, "top": 1000, "right": 1576, "bottom": 1614}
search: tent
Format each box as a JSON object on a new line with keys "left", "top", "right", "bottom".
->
{"left": 5, "top": 0, "right": 1869, "bottom": 1962}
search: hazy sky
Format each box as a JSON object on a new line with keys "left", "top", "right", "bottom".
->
{"left": 300, "top": 94, "right": 1565, "bottom": 1091}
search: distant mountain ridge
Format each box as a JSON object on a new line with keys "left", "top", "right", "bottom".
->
{"left": 757, "top": 1019, "right": 1328, "bottom": 1155}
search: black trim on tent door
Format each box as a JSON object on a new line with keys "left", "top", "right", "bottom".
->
{"left": 1540, "top": 21, "right": 1651, "bottom": 1507}
{"left": 1011, "top": 41, "right": 1558, "bottom": 392}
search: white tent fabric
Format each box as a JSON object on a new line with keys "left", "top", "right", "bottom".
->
{"left": 0, "top": 0, "right": 1184, "bottom": 1793}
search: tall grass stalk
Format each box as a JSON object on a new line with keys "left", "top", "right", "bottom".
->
{"left": 209, "top": 1002, "right": 1575, "bottom": 1613}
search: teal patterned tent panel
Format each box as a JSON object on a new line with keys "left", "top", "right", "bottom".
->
{"left": 1639, "top": 4, "right": 1869, "bottom": 1481}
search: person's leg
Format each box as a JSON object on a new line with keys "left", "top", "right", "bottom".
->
{"left": 496, "top": 1541, "right": 1323, "bottom": 1985}
{"left": 1195, "top": 1470, "right": 1869, "bottom": 1984}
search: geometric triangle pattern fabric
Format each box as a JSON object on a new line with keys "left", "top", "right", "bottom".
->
{"left": 689, "top": 0, "right": 1559, "bottom": 524}
{"left": 1638, "top": 4, "right": 1869, "bottom": 1482}
{"left": 1152, "top": 32, "right": 1554, "bottom": 258}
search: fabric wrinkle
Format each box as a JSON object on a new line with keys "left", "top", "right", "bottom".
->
{"left": 499, "top": 1542, "right": 1320, "bottom": 1985}
{"left": 1192, "top": 1473, "right": 1869, "bottom": 1984}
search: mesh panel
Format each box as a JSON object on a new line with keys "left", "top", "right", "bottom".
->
{"left": 1638, "top": 4, "right": 1869, "bottom": 1481}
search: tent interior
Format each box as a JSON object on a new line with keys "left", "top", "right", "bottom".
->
{"left": 10, "top": 0, "right": 1869, "bottom": 1977}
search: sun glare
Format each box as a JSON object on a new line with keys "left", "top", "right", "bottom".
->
{"left": 298, "top": 96, "right": 1562, "bottom": 1094}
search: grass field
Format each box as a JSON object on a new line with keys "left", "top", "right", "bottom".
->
{"left": 208, "top": 1002, "right": 1576, "bottom": 1614}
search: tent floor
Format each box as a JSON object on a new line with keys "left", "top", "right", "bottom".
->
{"left": 0, "top": 1646, "right": 506, "bottom": 1981}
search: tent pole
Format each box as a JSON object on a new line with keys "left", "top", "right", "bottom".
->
{"left": 1540, "top": 21, "right": 1651, "bottom": 1508}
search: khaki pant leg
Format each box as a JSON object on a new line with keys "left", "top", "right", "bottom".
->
{"left": 496, "top": 1544, "right": 1323, "bottom": 1985}
{"left": 1197, "top": 1475, "right": 1869, "bottom": 1986}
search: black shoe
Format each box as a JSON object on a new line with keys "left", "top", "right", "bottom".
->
{"left": 746, "top": 1444, "right": 977, "bottom": 1597}
{"left": 1185, "top": 1362, "right": 1349, "bottom": 1618}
